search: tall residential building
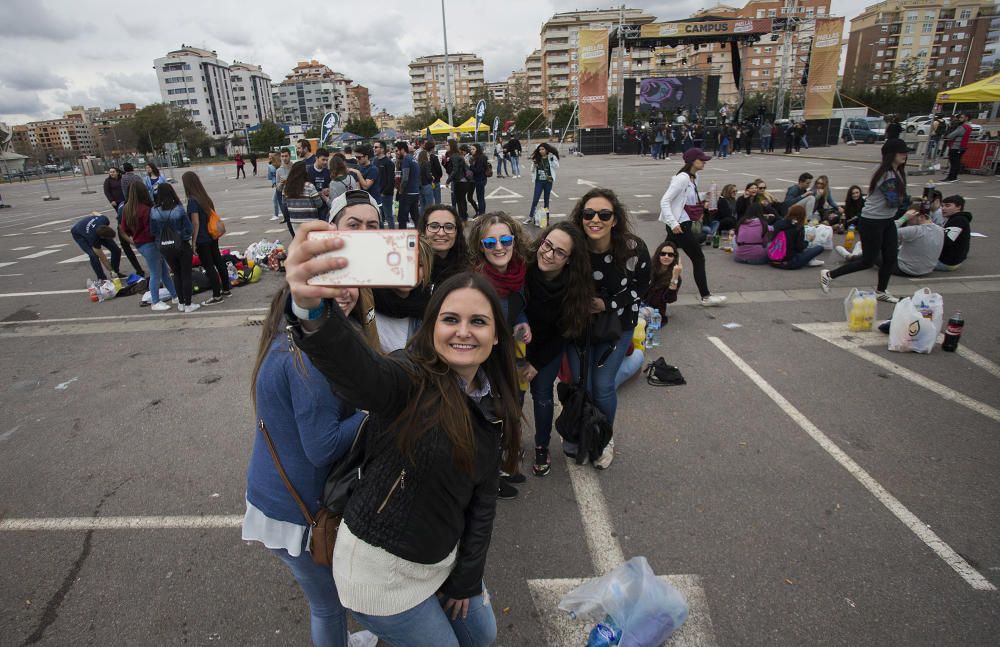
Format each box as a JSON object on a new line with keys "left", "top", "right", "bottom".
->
{"left": 13, "top": 116, "right": 99, "bottom": 157}
{"left": 486, "top": 81, "right": 508, "bottom": 102}
{"left": 230, "top": 61, "right": 275, "bottom": 127}
{"left": 92, "top": 103, "right": 140, "bottom": 157}
{"left": 409, "top": 53, "right": 485, "bottom": 114}
{"left": 844, "top": 0, "right": 998, "bottom": 91}
{"left": 506, "top": 70, "right": 529, "bottom": 106}
{"left": 347, "top": 85, "right": 372, "bottom": 120}
{"left": 272, "top": 60, "right": 353, "bottom": 129}
{"left": 525, "top": 50, "right": 544, "bottom": 109}
{"left": 155, "top": 45, "right": 237, "bottom": 136}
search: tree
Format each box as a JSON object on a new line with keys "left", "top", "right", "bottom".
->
{"left": 551, "top": 103, "right": 576, "bottom": 131}
{"left": 344, "top": 116, "right": 378, "bottom": 138}
{"left": 515, "top": 107, "right": 544, "bottom": 132}
{"left": 118, "top": 103, "right": 209, "bottom": 155}
{"left": 250, "top": 120, "right": 287, "bottom": 151}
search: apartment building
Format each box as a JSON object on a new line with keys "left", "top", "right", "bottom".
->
{"left": 13, "top": 116, "right": 100, "bottom": 157}
{"left": 272, "top": 60, "right": 352, "bottom": 129}
{"left": 155, "top": 46, "right": 237, "bottom": 136}
{"left": 843, "top": 0, "right": 998, "bottom": 90}
{"left": 486, "top": 81, "right": 508, "bottom": 103}
{"left": 525, "top": 50, "right": 544, "bottom": 110}
{"left": 230, "top": 62, "right": 275, "bottom": 127}
{"left": 409, "top": 53, "right": 485, "bottom": 114}
{"left": 347, "top": 85, "right": 372, "bottom": 120}
{"left": 505, "top": 70, "right": 529, "bottom": 106}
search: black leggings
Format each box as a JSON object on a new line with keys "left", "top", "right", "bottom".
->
{"left": 161, "top": 242, "right": 194, "bottom": 305}
{"left": 829, "top": 216, "right": 898, "bottom": 291}
{"left": 196, "top": 239, "right": 231, "bottom": 297}
{"left": 667, "top": 221, "right": 711, "bottom": 298}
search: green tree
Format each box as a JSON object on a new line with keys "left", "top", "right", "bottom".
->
{"left": 515, "top": 107, "right": 544, "bottom": 132}
{"left": 118, "top": 103, "right": 211, "bottom": 155}
{"left": 551, "top": 103, "right": 576, "bottom": 131}
{"left": 344, "top": 116, "right": 378, "bottom": 138}
{"left": 250, "top": 120, "right": 288, "bottom": 152}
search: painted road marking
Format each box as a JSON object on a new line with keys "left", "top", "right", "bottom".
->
{"left": 11, "top": 246, "right": 33, "bottom": 251}
{"left": 240, "top": 215, "right": 261, "bottom": 220}
{"left": 709, "top": 335, "right": 997, "bottom": 592}
{"left": 224, "top": 230, "right": 248, "bottom": 236}
{"left": 2, "top": 233, "right": 23, "bottom": 237}
{"left": 485, "top": 186, "right": 523, "bottom": 199}
{"left": 576, "top": 178, "right": 599, "bottom": 188}
{"left": 634, "top": 209, "right": 650, "bottom": 214}
{"left": 794, "top": 322, "right": 1000, "bottom": 424}
{"left": 265, "top": 228, "right": 287, "bottom": 233}
{"left": 0, "top": 515, "right": 242, "bottom": 531}
{"left": 25, "top": 218, "right": 75, "bottom": 230}
{"left": 0, "top": 289, "right": 86, "bottom": 298}
{"left": 18, "top": 249, "right": 60, "bottom": 259}
{"left": 634, "top": 194, "right": 653, "bottom": 197}
{"left": 0, "top": 262, "right": 16, "bottom": 270}
{"left": 502, "top": 200, "right": 520, "bottom": 203}
{"left": 44, "top": 243, "right": 68, "bottom": 248}
{"left": 0, "top": 273, "right": 25, "bottom": 277}
{"left": 58, "top": 254, "right": 90, "bottom": 264}
{"left": 909, "top": 274, "right": 1000, "bottom": 282}
{"left": 0, "top": 306, "right": 267, "bottom": 327}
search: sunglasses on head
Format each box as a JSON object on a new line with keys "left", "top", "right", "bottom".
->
{"left": 481, "top": 235, "right": 514, "bottom": 249}
{"left": 582, "top": 208, "right": 614, "bottom": 221}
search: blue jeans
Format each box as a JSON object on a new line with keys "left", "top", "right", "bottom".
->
{"left": 509, "top": 155, "right": 521, "bottom": 176}
{"left": 271, "top": 548, "right": 348, "bottom": 647}
{"left": 432, "top": 183, "right": 442, "bottom": 204}
{"left": 352, "top": 588, "right": 496, "bottom": 647}
{"left": 529, "top": 351, "right": 564, "bottom": 449}
{"left": 567, "top": 329, "right": 633, "bottom": 426}
{"left": 420, "top": 184, "right": 435, "bottom": 217}
{"left": 273, "top": 189, "right": 283, "bottom": 219}
{"left": 615, "top": 350, "right": 644, "bottom": 389}
{"left": 475, "top": 180, "right": 486, "bottom": 215}
{"left": 136, "top": 242, "right": 176, "bottom": 303}
{"left": 778, "top": 244, "right": 823, "bottom": 270}
{"left": 495, "top": 156, "right": 508, "bottom": 176}
{"left": 73, "top": 234, "right": 121, "bottom": 281}
{"left": 529, "top": 180, "right": 552, "bottom": 220}
{"left": 379, "top": 195, "right": 394, "bottom": 228}
{"left": 719, "top": 141, "right": 729, "bottom": 158}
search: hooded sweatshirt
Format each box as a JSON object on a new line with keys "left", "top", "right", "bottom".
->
{"left": 939, "top": 211, "right": 973, "bottom": 266}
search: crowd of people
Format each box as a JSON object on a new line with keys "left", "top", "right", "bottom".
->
{"left": 627, "top": 118, "right": 812, "bottom": 159}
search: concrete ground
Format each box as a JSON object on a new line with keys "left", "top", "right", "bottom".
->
{"left": 0, "top": 144, "right": 998, "bottom": 646}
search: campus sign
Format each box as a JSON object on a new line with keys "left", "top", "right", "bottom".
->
{"left": 639, "top": 19, "right": 773, "bottom": 38}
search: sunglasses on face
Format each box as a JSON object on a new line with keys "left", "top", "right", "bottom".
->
{"left": 582, "top": 208, "right": 614, "bottom": 221}
{"left": 539, "top": 238, "right": 569, "bottom": 261}
{"left": 425, "top": 222, "right": 457, "bottom": 234}
{"left": 659, "top": 251, "right": 676, "bottom": 258}
{"left": 481, "top": 235, "right": 514, "bottom": 249}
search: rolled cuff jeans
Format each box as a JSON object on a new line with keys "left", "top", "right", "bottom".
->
{"left": 136, "top": 242, "right": 176, "bottom": 303}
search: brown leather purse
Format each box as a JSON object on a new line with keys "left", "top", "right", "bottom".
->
{"left": 258, "top": 419, "right": 340, "bottom": 567}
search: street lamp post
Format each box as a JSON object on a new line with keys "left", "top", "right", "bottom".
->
{"left": 441, "top": 0, "right": 454, "bottom": 127}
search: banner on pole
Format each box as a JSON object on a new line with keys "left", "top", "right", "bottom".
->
{"left": 804, "top": 17, "right": 844, "bottom": 120}
{"left": 578, "top": 29, "right": 610, "bottom": 128}
{"left": 474, "top": 100, "right": 487, "bottom": 132}
{"left": 320, "top": 111, "right": 341, "bottom": 145}
{"left": 492, "top": 116, "right": 500, "bottom": 140}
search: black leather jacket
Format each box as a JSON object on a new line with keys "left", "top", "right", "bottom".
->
{"left": 292, "top": 304, "right": 501, "bottom": 599}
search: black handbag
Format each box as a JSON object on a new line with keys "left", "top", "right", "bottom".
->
{"left": 555, "top": 336, "right": 613, "bottom": 464}
{"left": 645, "top": 358, "right": 687, "bottom": 386}
{"left": 590, "top": 309, "right": 623, "bottom": 344}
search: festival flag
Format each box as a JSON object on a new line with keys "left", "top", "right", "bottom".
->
{"left": 804, "top": 18, "right": 844, "bottom": 120}
{"left": 578, "top": 29, "right": 610, "bottom": 128}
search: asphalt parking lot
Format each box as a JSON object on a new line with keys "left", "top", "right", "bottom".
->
{"left": 0, "top": 144, "right": 998, "bottom": 646}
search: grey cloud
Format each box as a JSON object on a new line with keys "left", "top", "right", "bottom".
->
{"left": 0, "top": 64, "right": 68, "bottom": 92}
{"left": 0, "top": 0, "right": 89, "bottom": 41}
{"left": 0, "top": 91, "right": 45, "bottom": 118}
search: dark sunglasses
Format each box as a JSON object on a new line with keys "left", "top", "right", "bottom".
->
{"left": 659, "top": 251, "right": 676, "bottom": 257}
{"left": 582, "top": 208, "right": 614, "bottom": 221}
{"left": 481, "top": 235, "right": 514, "bottom": 249}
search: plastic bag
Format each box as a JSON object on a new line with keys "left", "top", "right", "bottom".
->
{"left": 559, "top": 557, "right": 688, "bottom": 647}
{"left": 844, "top": 288, "right": 876, "bottom": 332}
{"left": 95, "top": 279, "right": 118, "bottom": 302}
{"left": 888, "top": 288, "right": 943, "bottom": 354}
{"left": 813, "top": 224, "right": 834, "bottom": 250}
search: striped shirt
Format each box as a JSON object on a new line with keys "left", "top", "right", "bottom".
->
{"left": 284, "top": 182, "right": 326, "bottom": 232}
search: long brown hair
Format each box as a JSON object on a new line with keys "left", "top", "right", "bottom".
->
{"left": 181, "top": 171, "right": 215, "bottom": 214}
{"left": 123, "top": 181, "right": 152, "bottom": 234}
{"left": 392, "top": 272, "right": 522, "bottom": 474}
{"left": 650, "top": 240, "right": 679, "bottom": 287}
{"left": 284, "top": 161, "right": 309, "bottom": 198}
{"left": 569, "top": 187, "right": 639, "bottom": 271}
{"left": 526, "top": 221, "right": 593, "bottom": 339}
{"left": 250, "top": 285, "right": 380, "bottom": 412}
{"left": 466, "top": 211, "right": 529, "bottom": 270}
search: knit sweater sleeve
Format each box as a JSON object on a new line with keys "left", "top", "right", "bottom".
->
{"left": 288, "top": 356, "right": 365, "bottom": 468}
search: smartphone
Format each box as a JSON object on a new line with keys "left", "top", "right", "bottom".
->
{"left": 306, "top": 230, "right": 419, "bottom": 288}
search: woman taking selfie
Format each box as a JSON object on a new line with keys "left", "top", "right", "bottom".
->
{"left": 522, "top": 222, "right": 592, "bottom": 477}
{"left": 420, "top": 205, "right": 470, "bottom": 287}
{"left": 644, "top": 240, "right": 683, "bottom": 321}
{"left": 243, "top": 284, "right": 378, "bottom": 647}
{"left": 285, "top": 223, "right": 521, "bottom": 646}
{"left": 570, "top": 188, "right": 651, "bottom": 469}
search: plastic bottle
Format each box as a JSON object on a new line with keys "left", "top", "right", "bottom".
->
{"left": 724, "top": 229, "right": 735, "bottom": 252}
{"left": 942, "top": 311, "right": 964, "bottom": 352}
{"left": 586, "top": 616, "right": 622, "bottom": 647}
{"left": 227, "top": 261, "right": 238, "bottom": 282}
{"left": 712, "top": 230, "right": 721, "bottom": 248}
{"left": 649, "top": 310, "right": 662, "bottom": 347}
{"left": 708, "top": 182, "right": 718, "bottom": 210}
{"left": 844, "top": 225, "right": 856, "bottom": 252}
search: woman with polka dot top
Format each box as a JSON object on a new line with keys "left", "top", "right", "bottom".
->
{"left": 568, "top": 188, "right": 651, "bottom": 470}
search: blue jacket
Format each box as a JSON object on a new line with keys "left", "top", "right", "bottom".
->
{"left": 246, "top": 335, "right": 366, "bottom": 523}
{"left": 150, "top": 204, "right": 193, "bottom": 242}
{"left": 143, "top": 174, "right": 166, "bottom": 200}
{"left": 400, "top": 155, "right": 420, "bottom": 194}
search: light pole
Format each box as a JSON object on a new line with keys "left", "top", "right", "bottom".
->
{"left": 441, "top": 0, "right": 454, "bottom": 126}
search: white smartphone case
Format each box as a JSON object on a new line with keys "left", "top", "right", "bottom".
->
{"left": 307, "top": 230, "right": 420, "bottom": 287}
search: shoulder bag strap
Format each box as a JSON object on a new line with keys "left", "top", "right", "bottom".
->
{"left": 257, "top": 419, "right": 317, "bottom": 527}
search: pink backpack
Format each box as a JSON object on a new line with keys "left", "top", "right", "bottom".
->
{"left": 736, "top": 218, "right": 766, "bottom": 247}
{"left": 767, "top": 230, "right": 789, "bottom": 263}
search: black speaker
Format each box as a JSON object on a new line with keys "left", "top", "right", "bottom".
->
{"left": 623, "top": 78, "right": 637, "bottom": 118}
{"left": 705, "top": 76, "right": 721, "bottom": 112}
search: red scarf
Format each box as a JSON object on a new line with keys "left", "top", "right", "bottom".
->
{"left": 480, "top": 256, "right": 526, "bottom": 298}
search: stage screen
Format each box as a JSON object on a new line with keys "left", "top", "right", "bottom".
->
{"left": 639, "top": 77, "right": 703, "bottom": 111}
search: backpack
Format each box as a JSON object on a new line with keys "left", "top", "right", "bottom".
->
{"left": 206, "top": 209, "right": 226, "bottom": 239}
{"left": 767, "top": 230, "right": 789, "bottom": 263}
{"left": 158, "top": 216, "right": 179, "bottom": 253}
{"left": 736, "top": 218, "right": 766, "bottom": 247}
{"left": 485, "top": 160, "right": 493, "bottom": 178}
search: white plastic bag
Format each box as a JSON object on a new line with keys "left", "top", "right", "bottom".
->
{"left": 558, "top": 557, "right": 688, "bottom": 647}
{"left": 888, "top": 288, "right": 943, "bottom": 354}
{"left": 813, "top": 224, "right": 834, "bottom": 250}
{"left": 96, "top": 279, "right": 118, "bottom": 302}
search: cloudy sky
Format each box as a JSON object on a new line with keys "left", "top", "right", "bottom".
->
{"left": 0, "top": 0, "right": 871, "bottom": 124}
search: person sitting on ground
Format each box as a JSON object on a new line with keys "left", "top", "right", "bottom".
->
{"left": 70, "top": 212, "right": 122, "bottom": 281}
{"left": 926, "top": 190, "right": 944, "bottom": 226}
{"left": 644, "top": 241, "right": 683, "bottom": 322}
{"left": 712, "top": 184, "right": 738, "bottom": 236}
{"left": 809, "top": 175, "right": 844, "bottom": 227}
{"left": 783, "top": 172, "right": 815, "bottom": 215}
{"left": 770, "top": 204, "right": 824, "bottom": 269}
{"left": 752, "top": 178, "right": 780, "bottom": 217}
{"left": 936, "top": 194, "right": 973, "bottom": 271}
{"left": 891, "top": 206, "right": 944, "bottom": 277}
{"left": 733, "top": 203, "right": 770, "bottom": 265}
{"left": 735, "top": 182, "right": 759, "bottom": 219}
{"left": 842, "top": 185, "right": 865, "bottom": 230}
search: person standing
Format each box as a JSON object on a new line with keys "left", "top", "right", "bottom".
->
{"left": 104, "top": 167, "right": 145, "bottom": 277}
{"left": 120, "top": 163, "right": 143, "bottom": 205}
{"left": 354, "top": 144, "right": 381, "bottom": 202}
{"left": 296, "top": 139, "right": 315, "bottom": 167}
{"left": 273, "top": 150, "right": 292, "bottom": 223}
{"left": 494, "top": 139, "right": 507, "bottom": 178}
{"left": 941, "top": 113, "right": 972, "bottom": 183}
{"left": 235, "top": 152, "right": 246, "bottom": 179}
{"left": 444, "top": 141, "right": 473, "bottom": 222}
{"left": 70, "top": 213, "right": 122, "bottom": 282}
{"left": 151, "top": 184, "right": 198, "bottom": 313}
{"left": 121, "top": 184, "right": 176, "bottom": 311}
{"left": 417, "top": 148, "right": 436, "bottom": 215}
{"left": 885, "top": 116, "right": 903, "bottom": 141}
{"left": 267, "top": 153, "right": 281, "bottom": 221}
{"left": 283, "top": 161, "right": 327, "bottom": 236}
{"left": 183, "top": 171, "right": 231, "bottom": 306}
{"left": 523, "top": 143, "right": 559, "bottom": 227}
{"left": 374, "top": 141, "right": 396, "bottom": 227}
{"left": 659, "top": 148, "right": 727, "bottom": 306}
{"left": 144, "top": 163, "right": 167, "bottom": 201}
{"left": 425, "top": 140, "right": 444, "bottom": 204}
{"left": 395, "top": 141, "right": 421, "bottom": 228}
{"left": 759, "top": 121, "right": 772, "bottom": 153}
{"left": 470, "top": 143, "right": 488, "bottom": 216}
{"left": 569, "top": 188, "right": 651, "bottom": 469}
{"left": 507, "top": 135, "right": 522, "bottom": 178}
{"left": 249, "top": 153, "right": 258, "bottom": 177}
{"left": 821, "top": 138, "right": 909, "bottom": 303}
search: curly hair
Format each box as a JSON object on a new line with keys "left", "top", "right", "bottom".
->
{"left": 526, "top": 221, "right": 594, "bottom": 339}
{"left": 465, "top": 211, "right": 529, "bottom": 270}
{"left": 569, "top": 187, "right": 639, "bottom": 271}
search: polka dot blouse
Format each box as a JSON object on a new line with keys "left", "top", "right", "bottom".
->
{"left": 589, "top": 236, "right": 652, "bottom": 332}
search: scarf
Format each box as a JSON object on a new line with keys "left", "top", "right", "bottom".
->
{"left": 480, "top": 255, "right": 526, "bottom": 298}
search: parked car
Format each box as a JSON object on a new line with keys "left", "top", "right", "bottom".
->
{"left": 902, "top": 115, "right": 934, "bottom": 133}
{"left": 841, "top": 118, "right": 879, "bottom": 144}
{"left": 910, "top": 117, "right": 983, "bottom": 138}
{"left": 864, "top": 117, "right": 887, "bottom": 140}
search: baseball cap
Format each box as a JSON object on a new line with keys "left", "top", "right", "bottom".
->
{"left": 683, "top": 147, "right": 712, "bottom": 164}
{"left": 881, "top": 138, "right": 909, "bottom": 156}
{"left": 328, "top": 190, "right": 381, "bottom": 225}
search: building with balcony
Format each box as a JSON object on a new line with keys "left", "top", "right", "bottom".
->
{"left": 409, "top": 53, "right": 485, "bottom": 114}
{"left": 843, "top": 0, "right": 997, "bottom": 91}
{"left": 13, "top": 116, "right": 100, "bottom": 157}
{"left": 230, "top": 62, "right": 275, "bottom": 128}
{"left": 271, "top": 60, "right": 352, "bottom": 130}
{"left": 486, "top": 81, "right": 508, "bottom": 103}
{"left": 347, "top": 85, "right": 372, "bottom": 120}
{"left": 155, "top": 45, "right": 241, "bottom": 137}
{"left": 525, "top": 50, "right": 544, "bottom": 110}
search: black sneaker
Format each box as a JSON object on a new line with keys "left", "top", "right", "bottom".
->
{"left": 533, "top": 446, "right": 551, "bottom": 477}
{"left": 501, "top": 471, "right": 526, "bottom": 484}
{"left": 498, "top": 479, "right": 519, "bottom": 500}
{"left": 221, "top": 290, "right": 233, "bottom": 297}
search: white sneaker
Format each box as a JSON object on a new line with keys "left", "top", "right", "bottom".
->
{"left": 184, "top": 303, "right": 201, "bottom": 313}
{"left": 835, "top": 245, "right": 850, "bottom": 259}
{"left": 150, "top": 302, "right": 170, "bottom": 311}
{"left": 521, "top": 216, "right": 536, "bottom": 226}
{"left": 172, "top": 297, "right": 182, "bottom": 305}
{"left": 700, "top": 295, "right": 727, "bottom": 306}
{"left": 876, "top": 291, "right": 899, "bottom": 304}
{"left": 594, "top": 439, "right": 615, "bottom": 470}
{"left": 808, "top": 259, "right": 825, "bottom": 267}
{"left": 820, "top": 269, "right": 832, "bottom": 293}
{"left": 269, "top": 215, "right": 279, "bottom": 221}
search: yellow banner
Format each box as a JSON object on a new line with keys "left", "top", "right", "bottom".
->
{"left": 577, "top": 29, "right": 609, "bottom": 128}
{"left": 804, "top": 17, "right": 844, "bottom": 120}
{"left": 640, "top": 19, "right": 772, "bottom": 38}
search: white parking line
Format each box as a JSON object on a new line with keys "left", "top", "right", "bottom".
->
{"left": 909, "top": 274, "right": 1000, "bottom": 282}
{"left": 18, "top": 249, "right": 60, "bottom": 259}
{"left": 223, "top": 230, "right": 248, "bottom": 236}
{"left": 58, "top": 254, "right": 90, "bottom": 264}
{"left": 265, "top": 228, "right": 287, "bottom": 234}
{"left": 709, "top": 335, "right": 996, "bottom": 592}
{"left": 0, "top": 262, "right": 16, "bottom": 270}
{"left": 45, "top": 243, "right": 68, "bottom": 248}
{"left": 0, "top": 515, "right": 242, "bottom": 531}
{"left": 240, "top": 215, "right": 261, "bottom": 220}
{"left": 0, "top": 289, "right": 86, "bottom": 298}
{"left": 10, "top": 246, "right": 32, "bottom": 251}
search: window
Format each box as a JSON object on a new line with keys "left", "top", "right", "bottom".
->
{"left": 906, "top": 11, "right": 917, "bottom": 21}
{"left": 764, "top": 47, "right": 772, "bottom": 53}
{"left": 752, "top": 58, "right": 760, "bottom": 65}
{"left": 767, "top": 9, "right": 776, "bottom": 17}
{"left": 925, "top": 12, "right": 935, "bottom": 20}
{"left": 904, "top": 24, "right": 913, "bottom": 34}
{"left": 877, "top": 49, "right": 885, "bottom": 57}
{"left": 902, "top": 36, "right": 913, "bottom": 45}
{"left": 762, "top": 69, "right": 770, "bottom": 77}
{"left": 953, "top": 32, "right": 965, "bottom": 40}
{"left": 920, "top": 36, "right": 931, "bottom": 46}
{"left": 960, "top": 9, "right": 972, "bottom": 20}
{"left": 751, "top": 70, "right": 760, "bottom": 77}
{"left": 874, "top": 62, "right": 882, "bottom": 69}
{"left": 817, "top": 7, "right": 825, "bottom": 16}
{"left": 750, "top": 81, "right": 759, "bottom": 89}
{"left": 949, "top": 69, "right": 959, "bottom": 76}
{"left": 756, "top": 9, "right": 764, "bottom": 18}
{"left": 753, "top": 47, "right": 761, "bottom": 54}
{"left": 922, "top": 22, "right": 932, "bottom": 33}
{"left": 950, "top": 57, "right": 960, "bottom": 64}
{"left": 764, "top": 58, "right": 771, "bottom": 65}
{"left": 917, "top": 49, "right": 928, "bottom": 58}
{"left": 952, "top": 44, "right": 963, "bottom": 52}
{"left": 942, "top": 34, "right": 949, "bottom": 42}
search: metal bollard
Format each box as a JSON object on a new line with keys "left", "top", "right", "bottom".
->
{"left": 42, "top": 172, "right": 60, "bottom": 201}
{"left": 81, "top": 170, "right": 96, "bottom": 195}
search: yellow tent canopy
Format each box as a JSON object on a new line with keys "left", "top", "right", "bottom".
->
{"left": 456, "top": 117, "right": 490, "bottom": 133}
{"left": 425, "top": 119, "right": 458, "bottom": 134}
{"left": 936, "top": 72, "right": 1000, "bottom": 104}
